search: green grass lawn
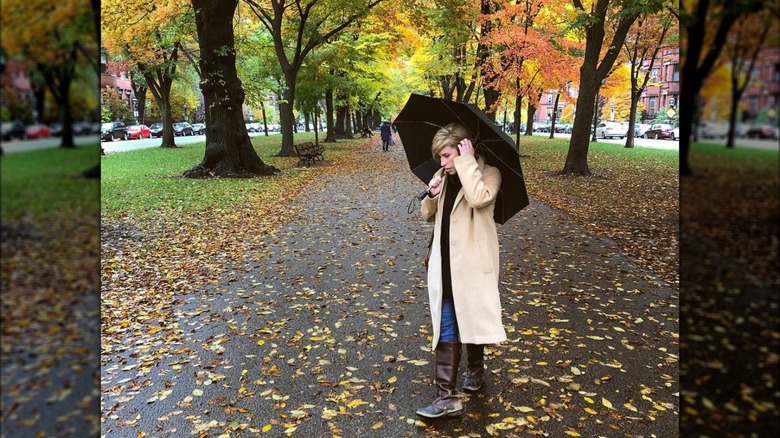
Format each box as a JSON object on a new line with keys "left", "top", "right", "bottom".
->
{"left": 101, "top": 133, "right": 361, "bottom": 221}
{"left": 689, "top": 141, "right": 779, "bottom": 171}
{"left": 1, "top": 145, "right": 101, "bottom": 222}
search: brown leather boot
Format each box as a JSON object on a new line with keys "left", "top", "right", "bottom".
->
{"left": 462, "top": 344, "right": 484, "bottom": 391}
{"left": 415, "top": 342, "right": 463, "bottom": 418}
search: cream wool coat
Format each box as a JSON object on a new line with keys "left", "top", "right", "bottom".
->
{"left": 421, "top": 154, "right": 507, "bottom": 351}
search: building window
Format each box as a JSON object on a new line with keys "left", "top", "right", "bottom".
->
{"left": 649, "top": 97, "right": 656, "bottom": 114}
{"left": 672, "top": 64, "right": 679, "bottom": 82}
{"left": 774, "top": 63, "right": 780, "bottom": 82}
{"left": 651, "top": 68, "right": 659, "bottom": 83}
{"left": 547, "top": 93, "right": 554, "bottom": 103}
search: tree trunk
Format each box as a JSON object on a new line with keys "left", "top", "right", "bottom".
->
{"left": 565, "top": 71, "right": 598, "bottom": 176}
{"left": 564, "top": 0, "right": 639, "bottom": 176}
{"left": 679, "top": 54, "right": 700, "bottom": 176}
{"left": 43, "top": 64, "right": 77, "bottom": 148}
{"left": 59, "top": 77, "right": 75, "bottom": 148}
{"left": 525, "top": 104, "right": 536, "bottom": 136}
{"left": 277, "top": 81, "right": 296, "bottom": 156}
{"left": 548, "top": 92, "right": 560, "bottom": 139}
{"left": 344, "top": 108, "right": 354, "bottom": 138}
{"left": 141, "top": 61, "right": 178, "bottom": 148}
{"left": 133, "top": 83, "right": 148, "bottom": 124}
{"left": 184, "top": 0, "right": 277, "bottom": 178}
{"left": 261, "top": 101, "right": 268, "bottom": 136}
{"left": 514, "top": 87, "right": 522, "bottom": 146}
{"left": 156, "top": 84, "right": 177, "bottom": 148}
{"left": 625, "top": 82, "right": 642, "bottom": 148}
{"left": 324, "top": 88, "right": 336, "bottom": 142}
{"left": 335, "top": 106, "right": 347, "bottom": 137}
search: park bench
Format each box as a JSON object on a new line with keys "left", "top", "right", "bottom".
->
{"left": 293, "top": 141, "right": 324, "bottom": 166}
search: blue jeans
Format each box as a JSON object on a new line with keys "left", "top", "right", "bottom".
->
{"left": 440, "top": 299, "right": 459, "bottom": 342}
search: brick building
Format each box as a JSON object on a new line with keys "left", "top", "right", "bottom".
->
{"left": 0, "top": 58, "right": 36, "bottom": 122}
{"left": 639, "top": 47, "right": 680, "bottom": 123}
{"left": 100, "top": 51, "right": 136, "bottom": 120}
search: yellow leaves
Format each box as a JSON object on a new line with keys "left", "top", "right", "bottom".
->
{"left": 372, "top": 421, "right": 383, "bottom": 429}
{"left": 584, "top": 407, "right": 598, "bottom": 415}
{"left": 387, "top": 376, "right": 397, "bottom": 384}
{"left": 1, "top": 0, "right": 95, "bottom": 64}
{"left": 346, "top": 399, "right": 368, "bottom": 408}
{"left": 192, "top": 389, "right": 204, "bottom": 397}
{"left": 564, "top": 430, "right": 581, "bottom": 436}
{"left": 601, "top": 398, "right": 614, "bottom": 410}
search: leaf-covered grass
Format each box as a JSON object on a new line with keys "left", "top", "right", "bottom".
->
{"left": 101, "top": 132, "right": 353, "bottom": 220}
{"left": 679, "top": 145, "right": 779, "bottom": 435}
{"left": 682, "top": 142, "right": 779, "bottom": 279}
{"left": 518, "top": 136, "right": 679, "bottom": 286}
{"left": 1, "top": 144, "right": 101, "bottom": 436}
{"left": 1, "top": 144, "right": 101, "bottom": 221}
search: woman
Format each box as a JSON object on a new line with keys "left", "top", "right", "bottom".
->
{"left": 416, "top": 122, "right": 507, "bottom": 418}
{"left": 380, "top": 121, "right": 392, "bottom": 151}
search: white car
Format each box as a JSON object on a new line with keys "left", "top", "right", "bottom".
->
{"left": 634, "top": 123, "right": 652, "bottom": 137}
{"left": 595, "top": 121, "right": 628, "bottom": 139}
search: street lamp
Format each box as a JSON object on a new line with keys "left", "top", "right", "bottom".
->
{"left": 183, "top": 103, "right": 188, "bottom": 122}
{"left": 611, "top": 102, "right": 615, "bottom": 121}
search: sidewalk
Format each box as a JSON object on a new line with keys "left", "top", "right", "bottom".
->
{"left": 101, "top": 144, "right": 679, "bottom": 437}
{"left": 1, "top": 135, "right": 99, "bottom": 153}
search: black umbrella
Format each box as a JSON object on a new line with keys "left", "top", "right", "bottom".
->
{"left": 394, "top": 93, "right": 529, "bottom": 224}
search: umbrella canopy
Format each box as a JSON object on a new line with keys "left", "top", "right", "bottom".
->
{"left": 394, "top": 93, "right": 529, "bottom": 224}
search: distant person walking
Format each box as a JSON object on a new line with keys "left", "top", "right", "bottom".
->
{"left": 416, "top": 123, "right": 506, "bottom": 419}
{"left": 380, "top": 121, "right": 392, "bottom": 151}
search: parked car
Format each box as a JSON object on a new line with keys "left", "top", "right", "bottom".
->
{"left": 698, "top": 121, "right": 729, "bottom": 139}
{"left": 192, "top": 123, "right": 206, "bottom": 135}
{"left": 644, "top": 123, "right": 675, "bottom": 139}
{"left": 1, "top": 120, "right": 27, "bottom": 141}
{"left": 101, "top": 121, "right": 128, "bottom": 141}
{"left": 634, "top": 123, "right": 652, "bottom": 138}
{"left": 672, "top": 126, "right": 680, "bottom": 140}
{"left": 173, "top": 122, "right": 193, "bottom": 136}
{"left": 72, "top": 121, "right": 92, "bottom": 136}
{"left": 595, "top": 121, "right": 628, "bottom": 139}
{"left": 149, "top": 122, "right": 164, "bottom": 138}
{"left": 533, "top": 123, "right": 551, "bottom": 133}
{"left": 745, "top": 124, "right": 779, "bottom": 139}
{"left": 50, "top": 122, "right": 63, "bottom": 136}
{"left": 25, "top": 123, "right": 51, "bottom": 139}
{"left": 127, "top": 124, "right": 152, "bottom": 140}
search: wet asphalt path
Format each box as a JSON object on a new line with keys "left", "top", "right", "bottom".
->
{"left": 101, "top": 144, "right": 678, "bottom": 437}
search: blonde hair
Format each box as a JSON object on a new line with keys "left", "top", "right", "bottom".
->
{"left": 431, "top": 123, "right": 470, "bottom": 158}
